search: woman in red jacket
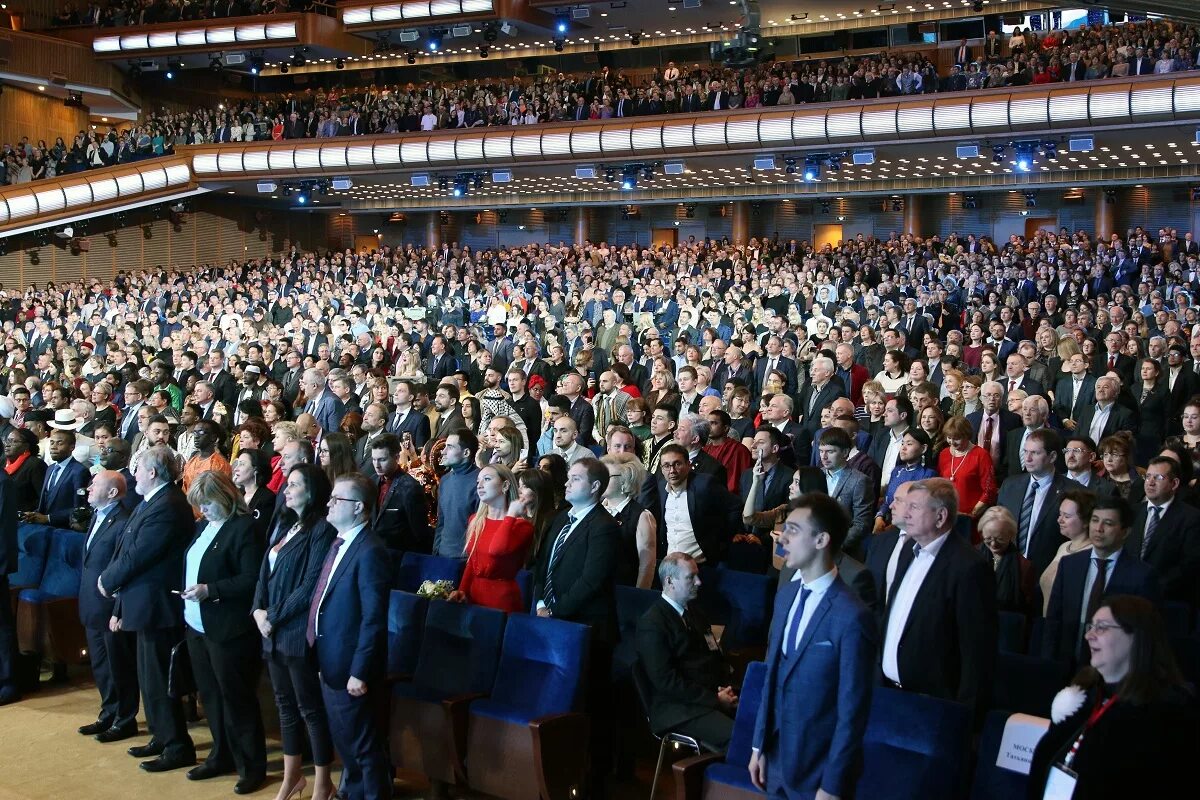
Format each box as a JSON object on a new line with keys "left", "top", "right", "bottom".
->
{"left": 449, "top": 465, "right": 534, "bottom": 613}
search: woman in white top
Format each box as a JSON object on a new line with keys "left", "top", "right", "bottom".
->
{"left": 873, "top": 349, "right": 910, "bottom": 395}
{"left": 1039, "top": 488, "right": 1094, "bottom": 615}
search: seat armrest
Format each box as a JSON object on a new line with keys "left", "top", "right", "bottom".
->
{"left": 530, "top": 711, "right": 589, "bottom": 800}
{"left": 442, "top": 692, "right": 488, "bottom": 785}
{"left": 671, "top": 752, "right": 723, "bottom": 800}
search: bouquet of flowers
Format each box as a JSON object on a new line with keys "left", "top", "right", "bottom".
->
{"left": 416, "top": 579, "right": 456, "bottom": 600}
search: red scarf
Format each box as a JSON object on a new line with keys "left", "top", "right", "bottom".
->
{"left": 4, "top": 451, "right": 29, "bottom": 476}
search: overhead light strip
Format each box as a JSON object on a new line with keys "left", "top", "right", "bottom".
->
{"left": 341, "top": 0, "right": 493, "bottom": 27}
{"left": 92, "top": 21, "right": 297, "bottom": 53}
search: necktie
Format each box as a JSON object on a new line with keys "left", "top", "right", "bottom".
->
{"left": 1142, "top": 505, "right": 1161, "bottom": 558}
{"left": 784, "top": 586, "right": 813, "bottom": 655}
{"left": 1018, "top": 479, "right": 1040, "bottom": 555}
{"left": 542, "top": 516, "right": 576, "bottom": 606}
{"left": 1108, "top": 353, "right": 1116, "bottom": 371}
{"left": 981, "top": 415, "right": 995, "bottom": 460}
{"left": 305, "top": 536, "right": 346, "bottom": 646}
{"left": 1085, "top": 558, "right": 1111, "bottom": 632}
{"left": 1009, "top": 379, "right": 1017, "bottom": 394}
{"left": 48, "top": 462, "right": 65, "bottom": 494}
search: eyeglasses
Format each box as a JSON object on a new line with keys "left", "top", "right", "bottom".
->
{"left": 329, "top": 495, "right": 359, "bottom": 505}
{"left": 1144, "top": 474, "right": 1172, "bottom": 483}
{"left": 1062, "top": 447, "right": 1086, "bottom": 455}
{"left": 1084, "top": 622, "right": 1124, "bottom": 635}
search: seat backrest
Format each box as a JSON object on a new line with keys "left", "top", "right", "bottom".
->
{"left": 992, "top": 652, "right": 1066, "bottom": 717}
{"left": 694, "top": 564, "right": 728, "bottom": 625}
{"left": 515, "top": 569, "right": 533, "bottom": 613}
{"left": 396, "top": 552, "right": 467, "bottom": 593}
{"left": 486, "top": 614, "right": 590, "bottom": 719}
{"left": 629, "top": 658, "right": 655, "bottom": 726}
{"left": 12, "top": 523, "right": 53, "bottom": 588}
{"left": 856, "top": 686, "right": 971, "bottom": 799}
{"left": 997, "top": 610, "right": 1028, "bottom": 655}
{"left": 37, "top": 529, "right": 85, "bottom": 599}
{"left": 413, "top": 599, "right": 507, "bottom": 696}
{"left": 724, "top": 661, "right": 767, "bottom": 769}
{"left": 615, "top": 584, "right": 658, "bottom": 643}
{"left": 714, "top": 566, "right": 776, "bottom": 650}
{"left": 969, "top": 709, "right": 1036, "bottom": 800}
{"left": 387, "top": 590, "right": 429, "bottom": 678}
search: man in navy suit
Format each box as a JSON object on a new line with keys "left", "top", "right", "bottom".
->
{"left": 967, "top": 382, "right": 1022, "bottom": 476}
{"left": 98, "top": 446, "right": 197, "bottom": 771}
{"left": 75, "top": 471, "right": 139, "bottom": 741}
{"left": 1121, "top": 457, "right": 1200, "bottom": 604}
{"left": 750, "top": 493, "right": 876, "bottom": 797}
{"left": 422, "top": 335, "right": 458, "bottom": 383}
{"left": 1043, "top": 494, "right": 1162, "bottom": 670}
{"left": 309, "top": 474, "right": 391, "bottom": 800}
{"left": 22, "top": 428, "right": 91, "bottom": 527}
{"left": 1053, "top": 353, "right": 1096, "bottom": 430}
{"left": 298, "top": 368, "right": 344, "bottom": 434}
{"left": 387, "top": 379, "right": 431, "bottom": 448}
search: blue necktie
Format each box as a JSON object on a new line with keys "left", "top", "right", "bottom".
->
{"left": 784, "top": 586, "right": 813, "bottom": 655}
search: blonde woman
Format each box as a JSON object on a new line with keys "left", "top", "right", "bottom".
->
{"left": 447, "top": 464, "right": 533, "bottom": 612}
{"left": 600, "top": 453, "right": 657, "bottom": 589}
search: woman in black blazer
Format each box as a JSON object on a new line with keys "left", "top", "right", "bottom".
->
{"left": 232, "top": 447, "right": 276, "bottom": 548}
{"left": 3, "top": 428, "right": 46, "bottom": 513}
{"left": 1133, "top": 359, "right": 1168, "bottom": 466}
{"left": 1028, "top": 595, "right": 1198, "bottom": 799}
{"left": 180, "top": 471, "right": 268, "bottom": 793}
{"left": 252, "top": 464, "right": 337, "bottom": 800}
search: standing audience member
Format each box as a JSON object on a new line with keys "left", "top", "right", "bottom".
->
{"left": 976, "top": 506, "right": 1037, "bottom": 615}
{"left": 600, "top": 453, "right": 657, "bottom": 588}
{"left": 368, "top": 433, "right": 431, "bottom": 554}
{"left": 432, "top": 430, "right": 480, "bottom": 556}
{"left": 449, "top": 464, "right": 534, "bottom": 611}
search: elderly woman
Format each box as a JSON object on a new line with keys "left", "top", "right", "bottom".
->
{"left": 1099, "top": 432, "right": 1144, "bottom": 503}
{"left": 976, "top": 506, "right": 1036, "bottom": 616}
{"left": 1040, "top": 488, "right": 1095, "bottom": 615}
{"left": 600, "top": 453, "right": 657, "bottom": 588}
{"left": 252, "top": 464, "right": 337, "bottom": 800}
{"left": 181, "top": 471, "right": 267, "bottom": 793}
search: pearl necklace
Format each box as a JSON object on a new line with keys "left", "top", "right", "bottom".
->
{"left": 946, "top": 446, "right": 972, "bottom": 480}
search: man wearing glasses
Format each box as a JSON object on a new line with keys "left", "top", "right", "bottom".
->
{"left": 1042, "top": 495, "right": 1162, "bottom": 671}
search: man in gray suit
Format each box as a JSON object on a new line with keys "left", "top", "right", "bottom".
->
{"left": 816, "top": 427, "right": 874, "bottom": 559}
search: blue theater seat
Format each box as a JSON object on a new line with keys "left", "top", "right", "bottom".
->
{"left": 670, "top": 661, "right": 767, "bottom": 800}
{"left": 612, "top": 584, "right": 658, "bottom": 680}
{"left": 463, "top": 615, "right": 591, "bottom": 800}
{"left": 386, "top": 591, "right": 428, "bottom": 680}
{"left": 854, "top": 687, "right": 972, "bottom": 800}
{"left": 515, "top": 568, "right": 533, "bottom": 613}
{"left": 991, "top": 652, "right": 1067, "bottom": 717}
{"left": 389, "top": 600, "right": 507, "bottom": 785}
{"left": 394, "top": 552, "right": 466, "bottom": 593}
{"left": 969, "top": 709, "right": 1042, "bottom": 800}
{"left": 9, "top": 524, "right": 53, "bottom": 610}
{"left": 16, "top": 528, "right": 86, "bottom": 663}
{"left": 696, "top": 565, "right": 775, "bottom": 653}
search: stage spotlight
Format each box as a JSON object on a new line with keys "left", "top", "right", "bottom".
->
{"left": 803, "top": 158, "right": 820, "bottom": 182}
{"left": 630, "top": 30, "right": 641, "bottom": 45}
{"left": 210, "top": 57, "right": 223, "bottom": 72}
{"left": 480, "top": 46, "right": 489, "bottom": 58}
{"left": 819, "top": 199, "right": 831, "bottom": 214}
{"left": 620, "top": 168, "right": 637, "bottom": 191}
{"left": 249, "top": 58, "right": 264, "bottom": 75}
{"left": 964, "top": 194, "right": 978, "bottom": 209}
{"left": 1015, "top": 143, "right": 1035, "bottom": 172}
{"left": 279, "top": 63, "right": 289, "bottom": 74}
{"left": 784, "top": 157, "right": 797, "bottom": 175}
{"left": 427, "top": 32, "right": 442, "bottom": 52}
{"left": 553, "top": 39, "right": 565, "bottom": 51}
{"left": 438, "top": 176, "right": 449, "bottom": 191}
{"left": 1024, "top": 191, "right": 1037, "bottom": 208}
{"left": 555, "top": 14, "right": 569, "bottom": 34}
{"left": 991, "top": 144, "right": 1006, "bottom": 163}
{"left": 335, "top": 58, "right": 345, "bottom": 69}
{"left": 407, "top": 52, "right": 416, "bottom": 64}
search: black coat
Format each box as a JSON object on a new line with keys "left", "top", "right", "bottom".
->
{"left": 252, "top": 519, "right": 335, "bottom": 659}
{"left": 635, "top": 597, "right": 732, "bottom": 733}
{"left": 533, "top": 504, "right": 620, "bottom": 643}
{"left": 78, "top": 505, "right": 132, "bottom": 629}
{"left": 184, "top": 514, "right": 264, "bottom": 642}
{"left": 7, "top": 454, "right": 46, "bottom": 513}
{"left": 652, "top": 474, "right": 738, "bottom": 566}
{"left": 372, "top": 471, "right": 431, "bottom": 554}
{"left": 1123, "top": 499, "right": 1200, "bottom": 604}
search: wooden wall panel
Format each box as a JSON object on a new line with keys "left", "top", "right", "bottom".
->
{"left": 0, "top": 30, "right": 131, "bottom": 97}
{"left": 0, "top": 86, "right": 89, "bottom": 155}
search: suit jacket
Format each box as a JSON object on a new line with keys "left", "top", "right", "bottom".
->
{"left": 386, "top": 407, "right": 432, "bottom": 448}
{"left": 753, "top": 576, "right": 876, "bottom": 797}
{"left": 653, "top": 474, "right": 737, "bottom": 565}
{"left": 1003, "top": 426, "right": 1064, "bottom": 479}
{"left": 37, "top": 458, "right": 91, "bottom": 527}
{"left": 967, "top": 409, "right": 1022, "bottom": 476}
{"left": 7, "top": 453, "right": 46, "bottom": 513}
{"left": 739, "top": 462, "right": 796, "bottom": 538}
{"left": 1165, "top": 368, "right": 1196, "bottom": 435}
{"left": 311, "top": 527, "right": 391, "bottom": 688}
{"left": 864, "top": 526, "right": 903, "bottom": 617}
{"left": 635, "top": 597, "right": 732, "bottom": 733}
{"left": 882, "top": 532, "right": 996, "bottom": 717}
{"left": 688, "top": 449, "right": 728, "bottom": 489}
{"left": 185, "top": 514, "right": 264, "bottom": 642}
{"left": 372, "top": 471, "right": 431, "bottom": 554}
{"left": 1002, "top": 375, "right": 1045, "bottom": 401}
{"left": 997, "top": 473, "right": 1080, "bottom": 576}
{"left": 1123, "top": 499, "right": 1200, "bottom": 604}
{"left": 826, "top": 468, "right": 874, "bottom": 558}
{"left": 100, "top": 484, "right": 195, "bottom": 631}
{"left": 1053, "top": 374, "right": 1097, "bottom": 424}
{"left": 1075, "top": 402, "right": 1137, "bottom": 445}
{"left": 78, "top": 504, "right": 131, "bottom": 629}
{"left": 253, "top": 519, "right": 336, "bottom": 659}
{"left": 307, "top": 391, "right": 344, "bottom": 434}
{"left": 1091, "top": 352, "right": 1136, "bottom": 386}
{"left": 753, "top": 356, "right": 798, "bottom": 396}
{"left": 430, "top": 405, "right": 466, "bottom": 444}
{"left": 207, "top": 369, "right": 238, "bottom": 409}
{"left": 423, "top": 354, "right": 457, "bottom": 383}
{"left": 533, "top": 504, "right": 620, "bottom": 643}
{"left": 794, "top": 379, "right": 847, "bottom": 439}
{"left": 569, "top": 396, "right": 597, "bottom": 449}
{"left": 1042, "top": 549, "right": 1162, "bottom": 667}
{"left": 355, "top": 433, "right": 382, "bottom": 476}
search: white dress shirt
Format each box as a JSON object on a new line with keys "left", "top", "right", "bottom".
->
{"left": 783, "top": 567, "right": 837, "bottom": 654}
{"left": 664, "top": 481, "right": 703, "bottom": 561}
{"left": 879, "top": 426, "right": 907, "bottom": 490}
{"left": 535, "top": 503, "right": 597, "bottom": 612}
{"left": 883, "top": 531, "right": 951, "bottom": 684}
{"left": 1089, "top": 402, "right": 1114, "bottom": 444}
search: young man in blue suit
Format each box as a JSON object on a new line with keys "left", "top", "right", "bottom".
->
{"left": 22, "top": 428, "right": 91, "bottom": 527}
{"left": 308, "top": 473, "right": 391, "bottom": 800}
{"left": 750, "top": 493, "right": 877, "bottom": 798}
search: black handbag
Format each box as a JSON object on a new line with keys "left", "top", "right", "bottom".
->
{"left": 167, "top": 640, "right": 195, "bottom": 700}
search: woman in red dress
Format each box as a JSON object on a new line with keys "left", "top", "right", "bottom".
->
{"left": 449, "top": 465, "right": 534, "bottom": 613}
{"left": 937, "top": 415, "right": 997, "bottom": 542}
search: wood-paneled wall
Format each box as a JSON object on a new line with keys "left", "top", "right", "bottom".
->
{"left": 0, "top": 29, "right": 132, "bottom": 98}
{"left": 0, "top": 85, "right": 89, "bottom": 152}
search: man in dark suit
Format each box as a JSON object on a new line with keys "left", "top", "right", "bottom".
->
{"left": 1053, "top": 353, "right": 1097, "bottom": 431}
{"left": 22, "top": 428, "right": 91, "bottom": 528}
{"left": 793, "top": 357, "right": 846, "bottom": 459}
{"left": 534, "top": 458, "right": 620, "bottom": 798}
{"left": 76, "top": 471, "right": 138, "bottom": 740}
{"left": 1077, "top": 376, "right": 1136, "bottom": 447}
{"left": 1002, "top": 352, "right": 1045, "bottom": 401}
{"left": 739, "top": 428, "right": 796, "bottom": 544}
{"left": 1004, "top": 394, "right": 1059, "bottom": 479}
{"left": 382, "top": 380, "right": 429, "bottom": 449}
{"left": 298, "top": 368, "right": 344, "bottom": 435}
{"left": 967, "top": 382, "right": 1022, "bottom": 476}
{"left": 427, "top": 383, "right": 466, "bottom": 452}
{"left": 1092, "top": 332, "right": 1136, "bottom": 387}
{"left": 1061, "top": 435, "right": 1116, "bottom": 495}
{"left": 815, "top": 427, "right": 875, "bottom": 559}
{"left": 354, "top": 404, "right": 388, "bottom": 475}
{"left": 750, "top": 493, "right": 876, "bottom": 796}
{"left": 0, "top": 469, "right": 19, "bottom": 704}
{"left": 997, "top": 429, "right": 1081, "bottom": 576}
{"left": 635, "top": 553, "right": 736, "bottom": 750}
{"left": 759, "top": 394, "right": 806, "bottom": 469}
{"left": 674, "top": 412, "right": 728, "bottom": 488}
{"left": 422, "top": 335, "right": 457, "bottom": 383}
{"left": 753, "top": 336, "right": 798, "bottom": 396}
{"left": 561, "top": 373, "right": 598, "bottom": 449}
{"left": 368, "top": 434, "right": 430, "bottom": 554}
{"left": 98, "top": 446, "right": 197, "bottom": 771}
{"left": 309, "top": 474, "right": 391, "bottom": 800}
{"left": 896, "top": 299, "right": 929, "bottom": 344}
{"left": 880, "top": 478, "right": 996, "bottom": 719}
{"left": 1122, "top": 457, "right": 1200, "bottom": 604}
{"left": 1164, "top": 344, "right": 1194, "bottom": 435}
{"left": 204, "top": 350, "right": 239, "bottom": 410}
{"left": 1043, "top": 495, "right": 1162, "bottom": 670}
{"left": 652, "top": 445, "right": 737, "bottom": 567}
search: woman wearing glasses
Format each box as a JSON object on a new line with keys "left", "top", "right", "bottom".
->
{"left": 1028, "top": 595, "right": 1197, "bottom": 799}
{"left": 252, "top": 464, "right": 337, "bottom": 800}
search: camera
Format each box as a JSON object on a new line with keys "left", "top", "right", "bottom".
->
{"left": 70, "top": 488, "right": 93, "bottom": 530}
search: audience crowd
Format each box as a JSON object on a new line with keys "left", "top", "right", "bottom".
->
{"left": 6, "top": 16, "right": 1199, "bottom": 187}
{"left": 50, "top": 0, "right": 313, "bottom": 27}
{"left": 0, "top": 215, "right": 1198, "bottom": 795}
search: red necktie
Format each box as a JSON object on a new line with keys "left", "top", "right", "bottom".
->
{"left": 982, "top": 416, "right": 996, "bottom": 462}
{"left": 305, "top": 537, "right": 345, "bottom": 647}
{"left": 1108, "top": 353, "right": 1116, "bottom": 371}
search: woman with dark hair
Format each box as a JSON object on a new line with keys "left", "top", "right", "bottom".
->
{"left": 338, "top": 410, "right": 363, "bottom": 444}
{"left": 460, "top": 395, "right": 481, "bottom": 434}
{"left": 1028, "top": 595, "right": 1198, "bottom": 799}
{"left": 516, "top": 467, "right": 556, "bottom": 566}
{"left": 234, "top": 416, "right": 271, "bottom": 461}
{"left": 535, "top": 453, "right": 570, "bottom": 512}
{"left": 1134, "top": 359, "right": 1167, "bottom": 465}
{"left": 317, "top": 432, "right": 357, "bottom": 485}
{"left": 232, "top": 447, "right": 276, "bottom": 547}
{"left": 252, "top": 464, "right": 337, "bottom": 800}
